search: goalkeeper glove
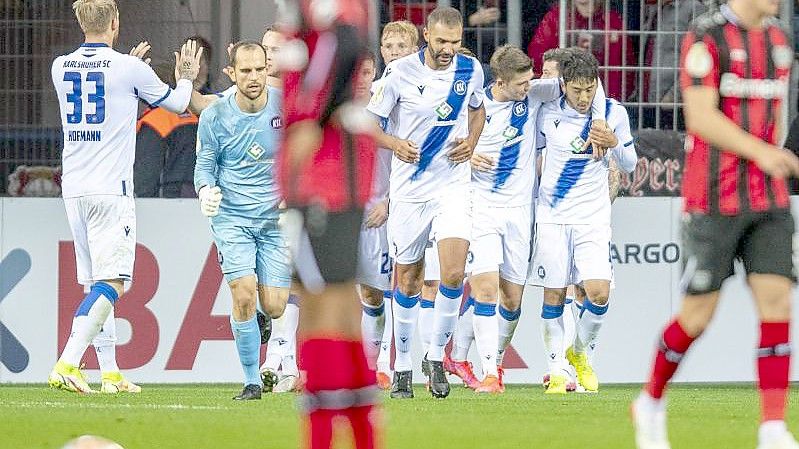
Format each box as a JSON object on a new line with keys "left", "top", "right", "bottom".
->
{"left": 198, "top": 185, "right": 223, "bottom": 217}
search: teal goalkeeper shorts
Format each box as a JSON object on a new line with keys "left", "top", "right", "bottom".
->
{"left": 211, "top": 222, "right": 292, "bottom": 287}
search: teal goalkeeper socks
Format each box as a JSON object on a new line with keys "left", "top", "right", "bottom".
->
{"left": 231, "top": 315, "right": 262, "bottom": 387}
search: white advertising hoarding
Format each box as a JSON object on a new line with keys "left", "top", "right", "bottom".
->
{"left": 1, "top": 197, "right": 798, "bottom": 383}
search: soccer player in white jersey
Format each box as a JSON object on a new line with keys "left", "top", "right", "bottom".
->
{"left": 531, "top": 50, "right": 637, "bottom": 394}
{"left": 48, "top": 0, "right": 200, "bottom": 393}
{"left": 538, "top": 47, "right": 624, "bottom": 391}
{"left": 463, "top": 45, "right": 608, "bottom": 393}
{"left": 361, "top": 21, "right": 419, "bottom": 391}
{"left": 368, "top": 7, "right": 486, "bottom": 399}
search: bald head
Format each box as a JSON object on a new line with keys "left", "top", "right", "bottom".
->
{"left": 61, "top": 435, "right": 124, "bottom": 449}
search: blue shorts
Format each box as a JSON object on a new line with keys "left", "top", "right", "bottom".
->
{"left": 211, "top": 222, "right": 292, "bottom": 287}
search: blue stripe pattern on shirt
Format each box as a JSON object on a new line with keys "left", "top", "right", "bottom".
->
{"left": 412, "top": 54, "right": 475, "bottom": 180}
{"left": 551, "top": 158, "right": 590, "bottom": 208}
{"left": 493, "top": 98, "right": 530, "bottom": 191}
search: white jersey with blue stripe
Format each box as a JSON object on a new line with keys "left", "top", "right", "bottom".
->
{"left": 366, "top": 78, "right": 393, "bottom": 210}
{"left": 367, "top": 50, "right": 485, "bottom": 202}
{"left": 472, "top": 78, "right": 609, "bottom": 207}
{"left": 52, "top": 43, "right": 191, "bottom": 198}
{"left": 536, "top": 97, "right": 636, "bottom": 225}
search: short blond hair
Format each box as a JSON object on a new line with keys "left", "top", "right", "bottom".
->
{"left": 72, "top": 0, "right": 118, "bottom": 35}
{"left": 381, "top": 21, "right": 419, "bottom": 47}
{"left": 490, "top": 45, "right": 532, "bottom": 83}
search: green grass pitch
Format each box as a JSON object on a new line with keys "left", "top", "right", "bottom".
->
{"left": 1, "top": 384, "right": 795, "bottom": 448}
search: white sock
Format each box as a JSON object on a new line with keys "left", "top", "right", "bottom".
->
{"left": 427, "top": 283, "right": 463, "bottom": 362}
{"left": 472, "top": 300, "right": 498, "bottom": 377}
{"left": 280, "top": 299, "right": 300, "bottom": 376}
{"left": 451, "top": 297, "right": 475, "bottom": 361}
{"left": 393, "top": 289, "right": 421, "bottom": 372}
{"left": 497, "top": 305, "right": 521, "bottom": 366}
{"left": 93, "top": 309, "right": 119, "bottom": 373}
{"left": 60, "top": 283, "right": 118, "bottom": 367}
{"left": 575, "top": 298, "right": 608, "bottom": 356}
{"left": 376, "top": 290, "right": 393, "bottom": 374}
{"left": 361, "top": 300, "right": 385, "bottom": 369}
{"left": 541, "top": 303, "right": 566, "bottom": 375}
{"left": 759, "top": 420, "right": 788, "bottom": 444}
{"left": 562, "top": 297, "right": 577, "bottom": 355}
{"left": 418, "top": 298, "right": 435, "bottom": 351}
{"left": 263, "top": 310, "right": 288, "bottom": 373}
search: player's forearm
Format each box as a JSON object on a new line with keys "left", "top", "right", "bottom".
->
{"left": 684, "top": 88, "right": 773, "bottom": 161}
{"left": 187, "top": 91, "right": 219, "bottom": 116}
{"left": 611, "top": 142, "right": 638, "bottom": 173}
{"left": 467, "top": 105, "right": 486, "bottom": 148}
{"left": 158, "top": 79, "right": 193, "bottom": 114}
{"left": 590, "top": 80, "right": 607, "bottom": 120}
{"left": 193, "top": 146, "right": 218, "bottom": 192}
{"left": 370, "top": 115, "right": 397, "bottom": 151}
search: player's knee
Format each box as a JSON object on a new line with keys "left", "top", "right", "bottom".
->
{"left": 360, "top": 285, "right": 385, "bottom": 307}
{"left": 500, "top": 295, "right": 521, "bottom": 312}
{"left": 439, "top": 268, "right": 465, "bottom": 288}
{"left": 470, "top": 282, "right": 498, "bottom": 303}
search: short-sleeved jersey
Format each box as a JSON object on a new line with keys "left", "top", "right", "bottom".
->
{"left": 536, "top": 97, "right": 635, "bottom": 225}
{"left": 52, "top": 43, "right": 187, "bottom": 198}
{"left": 471, "top": 78, "right": 609, "bottom": 207}
{"left": 194, "top": 87, "right": 283, "bottom": 227}
{"left": 680, "top": 5, "right": 792, "bottom": 215}
{"left": 368, "top": 50, "right": 485, "bottom": 202}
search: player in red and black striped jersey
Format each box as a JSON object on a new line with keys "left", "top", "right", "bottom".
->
{"left": 634, "top": 2, "right": 799, "bottom": 449}
{"left": 276, "top": 1, "right": 380, "bottom": 449}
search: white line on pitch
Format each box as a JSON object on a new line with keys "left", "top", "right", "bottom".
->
{"left": 0, "top": 401, "right": 232, "bottom": 411}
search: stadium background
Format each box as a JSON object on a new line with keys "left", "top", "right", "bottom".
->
{"left": 2, "top": 0, "right": 799, "bottom": 385}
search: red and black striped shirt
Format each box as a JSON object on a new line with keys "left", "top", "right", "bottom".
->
{"left": 680, "top": 6, "right": 792, "bottom": 215}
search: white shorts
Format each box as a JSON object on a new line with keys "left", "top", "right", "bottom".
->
{"left": 64, "top": 195, "right": 136, "bottom": 286}
{"left": 470, "top": 203, "right": 532, "bottom": 285}
{"left": 424, "top": 240, "right": 440, "bottom": 281}
{"left": 356, "top": 223, "right": 392, "bottom": 291}
{"left": 388, "top": 187, "right": 472, "bottom": 265}
{"left": 529, "top": 223, "right": 612, "bottom": 288}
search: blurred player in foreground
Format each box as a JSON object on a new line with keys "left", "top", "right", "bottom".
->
{"left": 633, "top": 1, "right": 799, "bottom": 448}
{"left": 278, "top": 0, "right": 380, "bottom": 447}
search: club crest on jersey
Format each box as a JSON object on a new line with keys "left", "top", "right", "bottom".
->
{"left": 773, "top": 45, "right": 793, "bottom": 69}
{"left": 502, "top": 125, "right": 519, "bottom": 140}
{"left": 271, "top": 116, "right": 282, "bottom": 128}
{"left": 247, "top": 143, "right": 265, "bottom": 160}
{"left": 570, "top": 136, "right": 587, "bottom": 153}
{"left": 512, "top": 101, "right": 527, "bottom": 117}
{"left": 453, "top": 80, "right": 467, "bottom": 96}
{"left": 435, "top": 101, "right": 453, "bottom": 119}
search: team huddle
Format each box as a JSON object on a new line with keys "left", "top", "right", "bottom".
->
{"left": 47, "top": 0, "right": 799, "bottom": 448}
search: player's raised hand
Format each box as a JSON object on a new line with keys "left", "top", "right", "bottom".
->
{"left": 174, "top": 39, "right": 204, "bottom": 82}
{"left": 365, "top": 200, "right": 389, "bottom": 228}
{"left": 448, "top": 138, "right": 475, "bottom": 164}
{"left": 129, "top": 41, "right": 152, "bottom": 65}
{"left": 222, "top": 43, "right": 235, "bottom": 79}
{"left": 198, "top": 185, "right": 223, "bottom": 217}
{"left": 755, "top": 146, "right": 799, "bottom": 179}
{"left": 470, "top": 152, "right": 496, "bottom": 172}
{"left": 392, "top": 138, "right": 420, "bottom": 164}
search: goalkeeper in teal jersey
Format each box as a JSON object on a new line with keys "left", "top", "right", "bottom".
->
{"left": 194, "top": 41, "right": 290, "bottom": 400}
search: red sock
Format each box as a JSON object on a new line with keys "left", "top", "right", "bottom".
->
{"left": 758, "top": 321, "right": 790, "bottom": 422}
{"left": 646, "top": 319, "right": 696, "bottom": 399}
{"left": 300, "top": 338, "right": 379, "bottom": 449}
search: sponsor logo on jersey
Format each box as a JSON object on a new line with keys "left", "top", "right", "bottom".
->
{"left": 417, "top": 85, "right": 426, "bottom": 95}
{"left": 435, "top": 101, "right": 453, "bottom": 119}
{"left": 247, "top": 143, "right": 265, "bottom": 160}
{"left": 502, "top": 126, "right": 519, "bottom": 140}
{"left": 570, "top": 136, "right": 587, "bottom": 153}
{"left": 554, "top": 120, "right": 560, "bottom": 128}
{"left": 719, "top": 73, "right": 787, "bottom": 99}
